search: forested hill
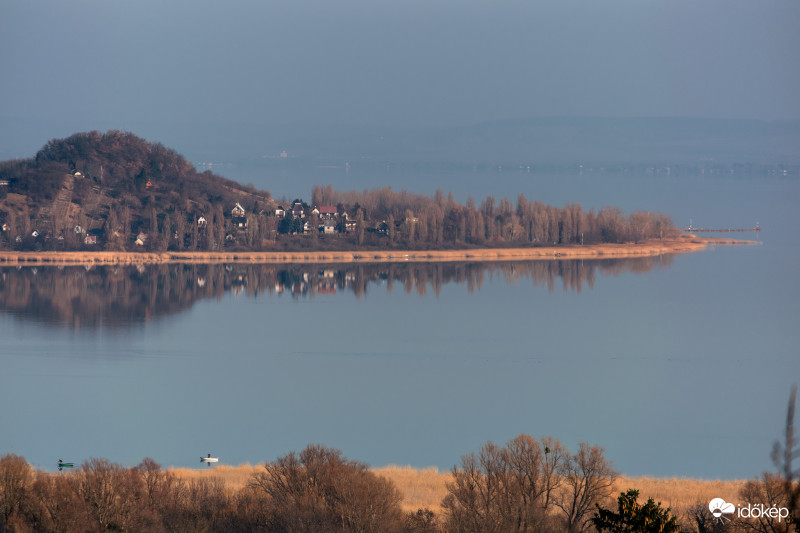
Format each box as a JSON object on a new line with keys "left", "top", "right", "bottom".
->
{"left": 0, "top": 131, "right": 674, "bottom": 253}
{"left": 0, "top": 131, "right": 273, "bottom": 251}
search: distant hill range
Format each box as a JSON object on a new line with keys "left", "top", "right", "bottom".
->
{"left": 430, "top": 117, "right": 800, "bottom": 166}
{"left": 140, "top": 117, "right": 800, "bottom": 187}
{"left": 173, "top": 117, "right": 800, "bottom": 170}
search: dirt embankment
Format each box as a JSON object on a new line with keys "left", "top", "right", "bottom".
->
{"left": 0, "top": 236, "right": 758, "bottom": 266}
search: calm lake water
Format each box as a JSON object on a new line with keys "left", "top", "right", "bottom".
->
{"left": 0, "top": 171, "right": 797, "bottom": 480}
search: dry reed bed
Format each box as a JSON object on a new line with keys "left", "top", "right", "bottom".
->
{"left": 170, "top": 464, "right": 745, "bottom": 514}
{"left": 0, "top": 237, "right": 755, "bottom": 266}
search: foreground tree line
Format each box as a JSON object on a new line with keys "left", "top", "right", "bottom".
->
{"left": 1, "top": 432, "right": 797, "bottom": 533}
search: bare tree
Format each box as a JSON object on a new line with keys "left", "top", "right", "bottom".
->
{"left": 736, "top": 473, "right": 792, "bottom": 533}
{"left": 772, "top": 385, "right": 800, "bottom": 531}
{"left": 686, "top": 501, "right": 729, "bottom": 533}
{"left": 443, "top": 435, "right": 577, "bottom": 533}
{"left": 0, "top": 454, "right": 33, "bottom": 530}
{"left": 74, "top": 457, "right": 152, "bottom": 532}
{"left": 29, "top": 470, "right": 91, "bottom": 533}
{"left": 250, "top": 444, "right": 404, "bottom": 533}
{"left": 555, "top": 442, "right": 618, "bottom": 533}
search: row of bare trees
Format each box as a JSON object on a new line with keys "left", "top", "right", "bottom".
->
{"left": 311, "top": 185, "right": 674, "bottom": 249}
{"left": 443, "top": 435, "right": 617, "bottom": 533}
{"left": 1, "top": 435, "right": 799, "bottom": 532}
{"left": 0, "top": 455, "right": 241, "bottom": 533}
{"left": 0, "top": 437, "right": 617, "bottom": 533}
{"left": 0, "top": 450, "right": 407, "bottom": 533}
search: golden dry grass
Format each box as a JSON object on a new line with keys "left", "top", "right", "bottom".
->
{"left": 169, "top": 463, "right": 260, "bottom": 492}
{"left": 613, "top": 476, "right": 746, "bottom": 515}
{"left": 0, "top": 236, "right": 754, "bottom": 266}
{"left": 374, "top": 466, "right": 452, "bottom": 513}
{"left": 170, "top": 464, "right": 744, "bottom": 515}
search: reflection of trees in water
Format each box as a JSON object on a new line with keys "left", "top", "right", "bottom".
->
{"left": 0, "top": 255, "right": 675, "bottom": 329}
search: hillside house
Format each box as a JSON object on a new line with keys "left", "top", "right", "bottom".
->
{"left": 231, "top": 203, "right": 248, "bottom": 229}
{"left": 197, "top": 216, "right": 207, "bottom": 226}
{"left": 275, "top": 206, "right": 285, "bottom": 217}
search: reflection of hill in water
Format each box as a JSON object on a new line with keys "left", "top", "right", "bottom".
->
{"left": 0, "top": 255, "right": 675, "bottom": 329}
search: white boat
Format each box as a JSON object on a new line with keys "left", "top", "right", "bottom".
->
{"left": 200, "top": 453, "right": 219, "bottom": 465}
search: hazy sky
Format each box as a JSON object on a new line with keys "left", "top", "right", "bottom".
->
{"left": 1, "top": 0, "right": 799, "bottom": 154}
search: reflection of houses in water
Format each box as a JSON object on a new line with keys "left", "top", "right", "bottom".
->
{"left": 0, "top": 255, "right": 674, "bottom": 329}
{"left": 231, "top": 273, "right": 246, "bottom": 295}
{"left": 317, "top": 269, "right": 337, "bottom": 294}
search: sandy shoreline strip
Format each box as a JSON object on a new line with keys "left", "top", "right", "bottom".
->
{"left": 0, "top": 236, "right": 757, "bottom": 266}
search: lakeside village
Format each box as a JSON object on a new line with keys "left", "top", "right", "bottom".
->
{"left": 1, "top": 179, "right": 386, "bottom": 250}
{"left": 145, "top": 200, "right": 376, "bottom": 248}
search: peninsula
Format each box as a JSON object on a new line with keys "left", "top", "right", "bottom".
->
{"left": 0, "top": 131, "right": 754, "bottom": 263}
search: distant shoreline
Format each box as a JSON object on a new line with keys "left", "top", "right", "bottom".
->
{"left": 0, "top": 236, "right": 757, "bottom": 266}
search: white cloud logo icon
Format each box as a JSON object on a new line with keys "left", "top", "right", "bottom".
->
{"left": 709, "top": 498, "right": 736, "bottom": 520}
